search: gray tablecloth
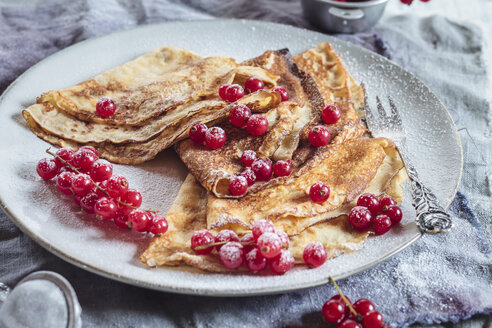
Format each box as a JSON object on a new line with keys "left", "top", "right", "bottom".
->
{"left": 1, "top": 1, "right": 491, "bottom": 327}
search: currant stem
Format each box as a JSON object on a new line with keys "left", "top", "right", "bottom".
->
{"left": 329, "top": 276, "right": 358, "bottom": 317}
{"left": 46, "top": 148, "right": 159, "bottom": 213}
{"left": 194, "top": 240, "right": 255, "bottom": 250}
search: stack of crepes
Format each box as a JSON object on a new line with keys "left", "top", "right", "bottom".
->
{"left": 22, "top": 43, "right": 407, "bottom": 273}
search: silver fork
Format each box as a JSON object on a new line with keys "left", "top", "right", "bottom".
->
{"left": 364, "top": 95, "right": 453, "bottom": 234}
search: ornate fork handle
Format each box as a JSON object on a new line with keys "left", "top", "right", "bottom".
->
{"left": 397, "top": 142, "right": 453, "bottom": 234}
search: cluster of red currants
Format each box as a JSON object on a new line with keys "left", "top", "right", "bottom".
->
{"left": 190, "top": 220, "right": 295, "bottom": 274}
{"left": 36, "top": 146, "right": 168, "bottom": 235}
{"left": 308, "top": 103, "right": 342, "bottom": 148}
{"left": 219, "top": 77, "right": 289, "bottom": 103}
{"left": 348, "top": 193, "right": 402, "bottom": 235}
{"left": 322, "top": 292, "right": 389, "bottom": 328}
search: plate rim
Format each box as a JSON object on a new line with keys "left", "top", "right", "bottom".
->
{"left": 0, "top": 18, "right": 462, "bottom": 296}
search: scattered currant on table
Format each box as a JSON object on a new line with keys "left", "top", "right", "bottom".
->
{"left": 37, "top": 147, "right": 167, "bottom": 236}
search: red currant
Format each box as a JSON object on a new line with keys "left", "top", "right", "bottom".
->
{"left": 252, "top": 220, "right": 275, "bottom": 241}
{"left": 94, "top": 197, "right": 117, "bottom": 220}
{"left": 338, "top": 319, "right": 362, "bottom": 328}
{"left": 240, "top": 169, "right": 256, "bottom": 186}
{"left": 229, "top": 104, "right": 251, "bottom": 128}
{"left": 90, "top": 159, "right": 113, "bottom": 182}
{"left": 330, "top": 295, "right": 352, "bottom": 317}
{"left": 113, "top": 214, "right": 129, "bottom": 229}
{"left": 72, "top": 149, "right": 97, "bottom": 172}
{"left": 71, "top": 173, "right": 93, "bottom": 196}
{"left": 244, "top": 77, "right": 264, "bottom": 93}
{"left": 348, "top": 206, "right": 373, "bottom": 231}
{"left": 149, "top": 216, "right": 168, "bottom": 235}
{"left": 95, "top": 180, "right": 108, "bottom": 198}
{"left": 218, "top": 84, "right": 230, "bottom": 101}
{"left": 303, "top": 241, "right": 327, "bottom": 268}
{"left": 116, "top": 203, "right": 132, "bottom": 216}
{"left": 58, "top": 166, "right": 74, "bottom": 174}
{"left": 229, "top": 175, "right": 248, "bottom": 196}
{"left": 309, "top": 182, "right": 330, "bottom": 203}
{"left": 80, "top": 191, "right": 99, "bottom": 214}
{"left": 189, "top": 123, "right": 208, "bottom": 144}
{"left": 322, "top": 300, "right": 346, "bottom": 324}
{"left": 73, "top": 194, "right": 83, "bottom": 207}
{"left": 276, "top": 230, "right": 290, "bottom": 248}
{"left": 362, "top": 311, "right": 384, "bottom": 328}
{"left": 385, "top": 205, "right": 402, "bottom": 225}
{"left": 379, "top": 195, "right": 396, "bottom": 208}
{"left": 241, "top": 150, "right": 257, "bottom": 167}
{"left": 357, "top": 193, "right": 381, "bottom": 215}
{"left": 321, "top": 103, "right": 342, "bottom": 124}
{"left": 251, "top": 158, "right": 272, "bottom": 181}
{"left": 246, "top": 114, "right": 268, "bottom": 136}
{"left": 56, "top": 171, "right": 75, "bottom": 195}
{"left": 219, "top": 242, "right": 245, "bottom": 269}
{"left": 353, "top": 298, "right": 375, "bottom": 316}
{"left": 96, "top": 97, "right": 116, "bottom": 118}
{"left": 269, "top": 249, "right": 294, "bottom": 274}
{"left": 214, "top": 229, "right": 239, "bottom": 251}
{"left": 121, "top": 188, "right": 142, "bottom": 208}
{"left": 240, "top": 233, "right": 256, "bottom": 254}
{"left": 273, "top": 86, "right": 289, "bottom": 101}
{"left": 54, "top": 148, "right": 74, "bottom": 167}
{"left": 79, "top": 146, "right": 99, "bottom": 158}
{"left": 400, "top": 0, "right": 413, "bottom": 4}
{"left": 205, "top": 127, "right": 226, "bottom": 149}
{"left": 224, "top": 84, "right": 244, "bottom": 102}
{"left": 273, "top": 160, "right": 291, "bottom": 177}
{"left": 373, "top": 214, "right": 392, "bottom": 235}
{"left": 257, "top": 232, "right": 282, "bottom": 258}
{"left": 308, "top": 125, "right": 331, "bottom": 147}
{"left": 245, "top": 248, "right": 267, "bottom": 272}
{"left": 191, "top": 229, "right": 215, "bottom": 255}
{"left": 37, "top": 158, "right": 59, "bottom": 180}
{"left": 128, "top": 209, "right": 151, "bottom": 232}
{"left": 106, "top": 175, "right": 129, "bottom": 198}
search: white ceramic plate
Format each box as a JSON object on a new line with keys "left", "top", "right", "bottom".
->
{"left": 0, "top": 20, "right": 462, "bottom": 296}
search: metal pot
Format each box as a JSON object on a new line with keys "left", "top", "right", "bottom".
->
{"left": 301, "top": 0, "right": 389, "bottom": 34}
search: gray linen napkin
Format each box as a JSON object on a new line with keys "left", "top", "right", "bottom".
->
{"left": 1, "top": 1, "right": 491, "bottom": 327}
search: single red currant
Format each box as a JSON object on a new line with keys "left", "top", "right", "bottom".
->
{"left": 303, "top": 241, "right": 328, "bottom": 268}
{"left": 338, "top": 319, "right": 362, "bottom": 328}
{"left": 357, "top": 193, "right": 381, "bottom": 215}
{"left": 37, "top": 158, "right": 59, "bottom": 180}
{"left": 80, "top": 191, "right": 100, "bottom": 214}
{"left": 219, "top": 242, "right": 245, "bottom": 269}
{"left": 94, "top": 197, "right": 117, "bottom": 220}
{"left": 400, "top": 0, "right": 413, "bottom": 5}
{"left": 330, "top": 295, "right": 352, "bottom": 317}
{"left": 240, "top": 169, "right": 256, "bottom": 186}
{"left": 224, "top": 84, "right": 245, "bottom": 102}
{"left": 247, "top": 114, "right": 269, "bottom": 136}
{"left": 379, "top": 195, "right": 397, "bottom": 208}
{"left": 191, "top": 229, "right": 215, "bottom": 255}
{"left": 240, "top": 233, "right": 256, "bottom": 254}
{"left": 251, "top": 158, "right": 272, "bottom": 181}
{"left": 245, "top": 248, "right": 267, "bottom": 272}
{"left": 149, "top": 216, "right": 168, "bottom": 235}
{"left": 116, "top": 203, "right": 132, "bottom": 216}
{"left": 321, "top": 300, "right": 346, "bottom": 324}
{"left": 269, "top": 249, "right": 294, "bottom": 274}
{"left": 214, "top": 229, "right": 239, "bottom": 251}
{"left": 229, "top": 104, "right": 251, "bottom": 128}
{"left": 71, "top": 173, "right": 94, "bottom": 196}
{"left": 113, "top": 214, "right": 129, "bottom": 229}
{"left": 54, "top": 148, "right": 74, "bottom": 167}
{"left": 219, "top": 84, "right": 230, "bottom": 101}
{"left": 241, "top": 150, "right": 257, "bottom": 167}
{"left": 348, "top": 206, "right": 373, "bottom": 231}
{"left": 96, "top": 97, "right": 116, "bottom": 118}
{"left": 362, "top": 311, "right": 384, "bottom": 328}
{"left": 189, "top": 123, "right": 208, "bottom": 144}
{"left": 71, "top": 149, "right": 97, "bottom": 172}
{"left": 229, "top": 175, "right": 248, "bottom": 196}
{"left": 244, "top": 77, "right": 264, "bottom": 93}
{"left": 353, "top": 298, "right": 375, "bottom": 317}
{"left": 276, "top": 230, "right": 290, "bottom": 249}
{"left": 257, "top": 232, "right": 282, "bottom": 258}
{"left": 385, "top": 205, "right": 402, "bottom": 225}
{"left": 309, "top": 182, "right": 330, "bottom": 203}
{"left": 121, "top": 188, "right": 143, "bottom": 208}
{"left": 90, "top": 159, "right": 113, "bottom": 182}
{"left": 373, "top": 214, "right": 392, "bottom": 235}
{"left": 95, "top": 180, "right": 108, "bottom": 198}
{"left": 252, "top": 220, "right": 275, "bottom": 241}
{"left": 56, "top": 171, "right": 75, "bottom": 195}
{"left": 272, "top": 160, "right": 291, "bottom": 177}
{"left": 128, "top": 209, "right": 151, "bottom": 232}
{"left": 321, "top": 103, "right": 342, "bottom": 124}
{"left": 308, "top": 125, "right": 331, "bottom": 147}
{"left": 79, "top": 146, "right": 99, "bottom": 158}
{"left": 205, "top": 127, "right": 226, "bottom": 149}
{"left": 273, "top": 86, "right": 289, "bottom": 101}
{"left": 106, "top": 175, "right": 129, "bottom": 199}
